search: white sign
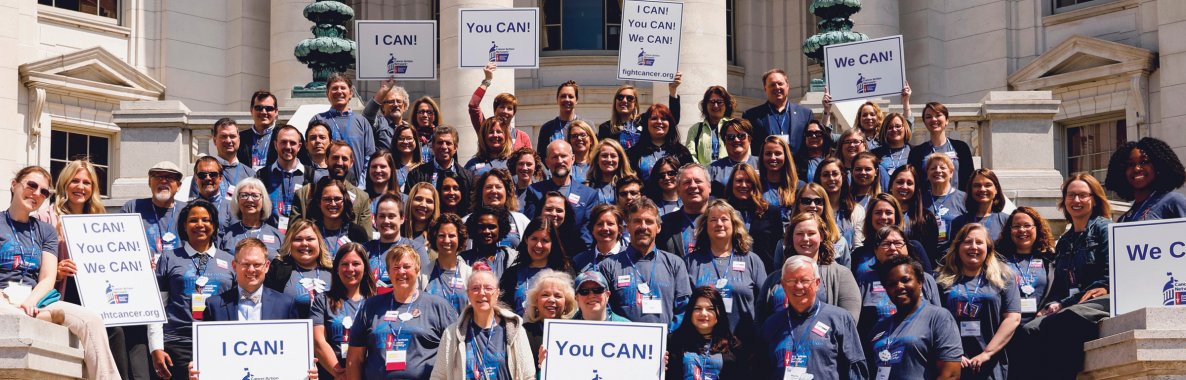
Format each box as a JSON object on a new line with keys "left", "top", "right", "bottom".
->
{"left": 193, "top": 320, "right": 314, "bottom": 379}
{"left": 458, "top": 8, "right": 539, "bottom": 68}
{"left": 823, "top": 35, "right": 906, "bottom": 102}
{"left": 617, "top": 0, "right": 683, "bottom": 82}
{"left": 356, "top": 20, "right": 437, "bottom": 80}
{"left": 1110, "top": 218, "right": 1186, "bottom": 316}
{"left": 60, "top": 214, "right": 167, "bottom": 327}
{"left": 540, "top": 320, "right": 667, "bottom": 380}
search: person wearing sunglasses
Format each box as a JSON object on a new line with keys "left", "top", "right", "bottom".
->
{"left": 219, "top": 177, "right": 284, "bottom": 259}
{"left": 793, "top": 120, "right": 834, "bottom": 185}
{"left": 122, "top": 161, "right": 187, "bottom": 263}
{"left": 685, "top": 85, "right": 735, "bottom": 164}
{"left": 642, "top": 156, "right": 684, "bottom": 217}
{"left": 188, "top": 156, "right": 235, "bottom": 229}
{"left": 238, "top": 90, "right": 280, "bottom": 171}
{"left": 4, "top": 166, "right": 120, "bottom": 379}
{"left": 572, "top": 271, "right": 628, "bottom": 321}
{"left": 707, "top": 119, "right": 758, "bottom": 196}
{"left": 193, "top": 118, "right": 256, "bottom": 201}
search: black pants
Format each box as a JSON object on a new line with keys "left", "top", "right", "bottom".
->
{"left": 122, "top": 325, "right": 152, "bottom": 380}
{"left": 154, "top": 340, "right": 192, "bottom": 380}
{"left": 1012, "top": 296, "right": 1109, "bottom": 380}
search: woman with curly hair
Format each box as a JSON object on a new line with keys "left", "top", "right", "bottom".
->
{"left": 995, "top": 206, "right": 1056, "bottom": 323}
{"left": 666, "top": 286, "right": 751, "bottom": 380}
{"left": 1104, "top": 137, "right": 1186, "bottom": 221}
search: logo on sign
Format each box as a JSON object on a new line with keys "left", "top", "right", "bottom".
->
{"left": 1163, "top": 272, "right": 1186, "bottom": 306}
{"left": 856, "top": 73, "right": 880, "bottom": 94}
{"left": 105, "top": 281, "right": 131, "bottom": 304}
{"left": 241, "top": 367, "right": 279, "bottom": 380}
{"left": 591, "top": 369, "right": 604, "bottom": 379}
{"left": 636, "top": 48, "right": 657, "bottom": 66}
{"left": 488, "top": 41, "right": 511, "bottom": 62}
{"left": 386, "top": 54, "right": 409, "bottom": 74}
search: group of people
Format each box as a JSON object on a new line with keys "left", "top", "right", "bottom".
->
{"left": 2, "top": 62, "right": 1184, "bottom": 380}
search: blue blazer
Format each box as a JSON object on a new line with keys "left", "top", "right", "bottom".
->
{"left": 741, "top": 101, "right": 814, "bottom": 154}
{"left": 203, "top": 287, "right": 299, "bottom": 321}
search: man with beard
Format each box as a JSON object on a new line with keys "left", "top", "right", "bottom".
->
{"left": 404, "top": 125, "right": 474, "bottom": 190}
{"left": 191, "top": 118, "right": 256, "bottom": 199}
{"left": 656, "top": 164, "right": 712, "bottom": 257}
{"left": 122, "top": 161, "right": 187, "bottom": 262}
{"left": 362, "top": 78, "right": 408, "bottom": 152}
{"left": 256, "top": 125, "right": 313, "bottom": 232}
{"left": 743, "top": 69, "right": 814, "bottom": 155}
{"left": 291, "top": 141, "right": 374, "bottom": 237}
{"left": 598, "top": 198, "right": 690, "bottom": 331}
{"left": 757, "top": 255, "right": 868, "bottom": 379}
{"left": 189, "top": 156, "right": 235, "bottom": 228}
{"left": 312, "top": 73, "right": 375, "bottom": 185}
{"left": 523, "top": 140, "right": 598, "bottom": 248}
{"left": 238, "top": 90, "right": 280, "bottom": 171}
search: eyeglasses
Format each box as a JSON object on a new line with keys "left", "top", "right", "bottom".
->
{"left": 22, "top": 180, "right": 52, "bottom": 198}
{"left": 150, "top": 174, "right": 180, "bottom": 183}
{"left": 416, "top": 109, "right": 435, "bottom": 115}
{"left": 783, "top": 278, "right": 817, "bottom": 287}
{"left": 322, "top": 196, "right": 345, "bottom": 204}
{"left": 381, "top": 100, "right": 405, "bottom": 106}
{"left": 842, "top": 139, "right": 863, "bottom": 146}
{"left": 238, "top": 193, "right": 262, "bottom": 201}
{"left": 724, "top": 133, "right": 749, "bottom": 142}
{"left": 659, "top": 170, "right": 679, "bottom": 179}
{"left": 707, "top": 99, "right": 726, "bottom": 106}
{"left": 577, "top": 287, "right": 607, "bottom": 296}
{"left": 252, "top": 105, "right": 276, "bottom": 113}
{"left": 615, "top": 94, "right": 636, "bottom": 102}
{"left": 1010, "top": 224, "right": 1036, "bottom": 231}
{"left": 569, "top": 133, "right": 590, "bottom": 141}
{"left": 469, "top": 286, "right": 497, "bottom": 294}
{"left": 805, "top": 131, "right": 826, "bottom": 139}
{"left": 1064, "top": 192, "right": 1093, "bottom": 201}
{"left": 878, "top": 240, "right": 907, "bottom": 249}
{"left": 798, "top": 197, "right": 824, "bottom": 206}
{"left": 195, "top": 171, "right": 220, "bottom": 180}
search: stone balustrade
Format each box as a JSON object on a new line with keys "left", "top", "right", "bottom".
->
{"left": 0, "top": 314, "right": 83, "bottom": 379}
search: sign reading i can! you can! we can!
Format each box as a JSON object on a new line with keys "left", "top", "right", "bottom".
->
{"left": 617, "top": 0, "right": 683, "bottom": 82}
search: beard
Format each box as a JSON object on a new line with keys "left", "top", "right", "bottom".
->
{"left": 153, "top": 188, "right": 174, "bottom": 204}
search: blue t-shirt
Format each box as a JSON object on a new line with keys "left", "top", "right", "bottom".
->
{"left": 598, "top": 246, "right": 692, "bottom": 331}
{"left": 922, "top": 189, "right": 967, "bottom": 249}
{"left": 759, "top": 301, "right": 868, "bottom": 380}
{"left": 155, "top": 246, "right": 235, "bottom": 341}
{"left": 423, "top": 262, "right": 470, "bottom": 313}
{"left": 218, "top": 221, "right": 284, "bottom": 260}
{"left": 855, "top": 256, "right": 943, "bottom": 331}
{"left": 121, "top": 199, "right": 185, "bottom": 260}
{"left": 938, "top": 274, "right": 1021, "bottom": 380}
{"left": 919, "top": 140, "right": 963, "bottom": 190}
{"left": 0, "top": 212, "right": 58, "bottom": 287}
{"left": 365, "top": 239, "right": 429, "bottom": 288}
{"left": 503, "top": 265, "right": 545, "bottom": 316}
{"left": 464, "top": 320, "right": 512, "bottom": 380}
{"left": 868, "top": 303, "right": 963, "bottom": 380}
{"left": 283, "top": 265, "right": 333, "bottom": 318}
{"left": 348, "top": 292, "right": 458, "bottom": 379}
{"left": 1118, "top": 191, "right": 1186, "bottom": 222}
{"left": 1002, "top": 253, "right": 1048, "bottom": 323}
{"left": 685, "top": 250, "right": 767, "bottom": 334}
{"left": 309, "top": 294, "right": 364, "bottom": 361}
{"left": 950, "top": 212, "right": 1010, "bottom": 243}
{"left": 459, "top": 246, "right": 515, "bottom": 279}
{"left": 464, "top": 157, "right": 508, "bottom": 177}
{"left": 708, "top": 156, "right": 758, "bottom": 194}
{"left": 314, "top": 109, "right": 377, "bottom": 184}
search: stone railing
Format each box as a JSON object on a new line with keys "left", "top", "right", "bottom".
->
{"left": 0, "top": 314, "right": 83, "bottom": 379}
{"left": 1080, "top": 307, "right": 1186, "bottom": 379}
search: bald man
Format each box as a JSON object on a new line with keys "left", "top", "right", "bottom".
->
{"left": 523, "top": 140, "right": 598, "bottom": 248}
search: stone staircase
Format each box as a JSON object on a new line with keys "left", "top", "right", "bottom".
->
{"left": 0, "top": 314, "right": 84, "bottom": 379}
{"left": 1079, "top": 307, "right": 1186, "bottom": 379}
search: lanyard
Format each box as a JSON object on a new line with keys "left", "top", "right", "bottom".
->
{"left": 623, "top": 248, "right": 661, "bottom": 296}
{"left": 1122, "top": 191, "right": 1163, "bottom": 222}
{"left": 150, "top": 203, "right": 174, "bottom": 239}
{"left": 468, "top": 321, "right": 499, "bottom": 380}
{"left": 1009, "top": 255, "right": 1036, "bottom": 287}
{"left": 882, "top": 303, "right": 922, "bottom": 352}
{"left": 927, "top": 187, "right": 954, "bottom": 216}
{"left": 4, "top": 212, "right": 33, "bottom": 279}
{"left": 767, "top": 103, "right": 788, "bottom": 135}
{"left": 190, "top": 252, "right": 210, "bottom": 279}
{"left": 784, "top": 302, "right": 820, "bottom": 366}
{"left": 958, "top": 275, "right": 984, "bottom": 315}
{"left": 709, "top": 251, "right": 735, "bottom": 284}
{"left": 252, "top": 128, "right": 271, "bottom": 163}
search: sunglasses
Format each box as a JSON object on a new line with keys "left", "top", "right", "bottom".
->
{"left": 23, "top": 180, "right": 52, "bottom": 198}
{"left": 659, "top": 170, "right": 679, "bottom": 179}
{"left": 577, "top": 287, "right": 607, "bottom": 296}
{"left": 798, "top": 197, "right": 824, "bottom": 206}
{"left": 252, "top": 105, "right": 277, "bottom": 113}
{"left": 195, "top": 171, "right": 220, "bottom": 180}
{"left": 724, "top": 133, "right": 749, "bottom": 142}
{"left": 615, "top": 94, "right": 636, "bottom": 102}
{"left": 805, "top": 131, "right": 826, "bottom": 139}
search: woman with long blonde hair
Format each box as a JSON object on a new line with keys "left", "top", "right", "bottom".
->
{"left": 686, "top": 199, "right": 767, "bottom": 336}
{"left": 585, "top": 139, "right": 636, "bottom": 205}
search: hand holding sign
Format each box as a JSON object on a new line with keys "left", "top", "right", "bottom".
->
{"left": 823, "top": 35, "right": 906, "bottom": 103}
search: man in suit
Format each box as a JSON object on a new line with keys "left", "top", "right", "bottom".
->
{"left": 743, "top": 68, "right": 815, "bottom": 154}
{"left": 656, "top": 164, "right": 712, "bottom": 257}
{"left": 203, "top": 238, "right": 298, "bottom": 321}
{"left": 523, "top": 140, "right": 599, "bottom": 247}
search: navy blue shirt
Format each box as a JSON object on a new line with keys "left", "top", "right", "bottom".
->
{"left": 314, "top": 109, "right": 377, "bottom": 185}
{"left": 0, "top": 212, "right": 57, "bottom": 287}
{"left": 685, "top": 250, "right": 767, "bottom": 335}
{"left": 120, "top": 199, "right": 186, "bottom": 261}
{"left": 938, "top": 274, "right": 1021, "bottom": 380}
{"left": 348, "top": 292, "right": 458, "bottom": 379}
{"left": 758, "top": 301, "right": 869, "bottom": 380}
{"left": 867, "top": 303, "right": 963, "bottom": 380}
{"left": 598, "top": 246, "right": 692, "bottom": 331}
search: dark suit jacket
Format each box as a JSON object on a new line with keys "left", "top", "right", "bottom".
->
{"left": 906, "top": 138, "right": 975, "bottom": 191}
{"left": 741, "top": 101, "right": 814, "bottom": 154}
{"left": 203, "top": 287, "right": 299, "bottom": 321}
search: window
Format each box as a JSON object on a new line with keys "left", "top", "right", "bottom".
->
{"left": 1053, "top": 0, "right": 1110, "bottom": 13}
{"left": 542, "top": 0, "right": 621, "bottom": 51}
{"left": 50, "top": 130, "right": 111, "bottom": 197}
{"left": 1065, "top": 118, "right": 1126, "bottom": 181}
{"left": 38, "top": 0, "right": 119, "bottom": 20}
{"left": 726, "top": 0, "right": 735, "bottom": 63}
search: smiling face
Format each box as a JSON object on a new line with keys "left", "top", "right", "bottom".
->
{"left": 290, "top": 226, "right": 321, "bottom": 268}
{"left": 1064, "top": 180, "right": 1094, "bottom": 221}
{"left": 840, "top": 133, "right": 865, "bottom": 161}
{"left": 329, "top": 145, "right": 354, "bottom": 180}
{"left": 319, "top": 185, "right": 345, "bottom": 222}
{"left": 184, "top": 207, "right": 215, "bottom": 245}
{"left": 858, "top": 104, "right": 879, "bottom": 133}
{"left": 368, "top": 157, "right": 391, "bottom": 186}
{"left": 233, "top": 246, "right": 270, "bottom": 290}
{"left": 567, "top": 126, "right": 592, "bottom": 155}
{"left": 627, "top": 208, "right": 661, "bottom": 251}
{"left": 514, "top": 154, "right": 537, "bottom": 183}
{"left": 434, "top": 134, "right": 457, "bottom": 166}
{"left": 481, "top": 176, "right": 507, "bottom": 207}
{"left": 870, "top": 200, "right": 897, "bottom": 230}
{"left": 678, "top": 168, "right": 711, "bottom": 207}
{"left": 970, "top": 174, "right": 998, "bottom": 209}
{"left": 927, "top": 160, "right": 951, "bottom": 187}
{"left": 557, "top": 85, "right": 578, "bottom": 114}
{"left": 410, "top": 188, "right": 436, "bottom": 223}
{"left": 485, "top": 122, "right": 507, "bottom": 152}
{"left": 467, "top": 272, "right": 500, "bottom": 313}
{"left": 883, "top": 263, "right": 921, "bottom": 309}
{"left": 656, "top": 163, "right": 678, "bottom": 192}
{"left": 805, "top": 123, "right": 825, "bottom": 150}
{"left": 395, "top": 128, "right": 416, "bottom": 156}
{"left": 763, "top": 72, "right": 789, "bottom": 105}
{"left": 852, "top": 158, "right": 877, "bottom": 189}
{"left": 337, "top": 250, "right": 366, "bottom": 288}
{"left": 690, "top": 296, "right": 719, "bottom": 334}
{"left": 592, "top": 212, "right": 621, "bottom": 245}
{"left": 597, "top": 145, "right": 620, "bottom": 175}
{"left": 475, "top": 214, "right": 500, "bottom": 246}
{"left": 439, "top": 177, "right": 462, "bottom": 210}
{"left": 534, "top": 281, "right": 566, "bottom": 319}
{"left": 1125, "top": 148, "right": 1156, "bottom": 191}
{"left": 375, "top": 200, "right": 404, "bottom": 240}
{"left": 388, "top": 254, "right": 420, "bottom": 291}
{"left": 542, "top": 196, "right": 566, "bottom": 225}
{"left": 923, "top": 107, "right": 947, "bottom": 135}
{"left": 275, "top": 129, "right": 302, "bottom": 163}
{"left": 236, "top": 186, "right": 263, "bottom": 217}
{"left": 885, "top": 116, "right": 907, "bottom": 146}
{"left": 65, "top": 169, "right": 93, "bottom": 209}
{"left": 251, "top": 96, "right": 277, "bottom": 126}
{"left": 647, "top": 113, "right": 670, "bottom": 141}
{"left": 958, "top": 228, "right": 990, "bottom": 273}
{"left": 782, "top": 264, "right": 821, "bottom": 312}
{"left": 730, "top": 170, "right": 755, "bottom": 201}
{"left": 577, "top": 280, "right": 609, "bottom": 316}
{"left": 791, "top": 219, "right": 822, "bottom": 257}
{"left": 526, "top": 229, "right": 552, "bottom": 265}
{"left": 326, "top": 80, "right": 352, "bottom": 109}
{"left": 1010, "top": 212, "right": 1036, "bottom": 252}
{"left": 415, "top": 103, "right": 436, "bottom": 128}
{"left": 148, "top": 171, "right": 180, "bottom": 205}
{"left": 616, "top": 183, "right": 642, "bottom": 208}
{"left": 762, "top": 142, "right": 786, "bottom": 172}
{"left": 435, "top": 223, "right": 461, "bottom": 256}
{"left": 706, "top": 93, "right": 727, "bottom": 120}
{"left": 306, "top": 126, "right": 331, "bottom": 157}
{"left": 723, "top": 123, "right": 750, "bottom": 158}
{"left": 614, "top": 88, "right": 637, "bottom": 116}
{"left": 818, "top": 163, "right": 844, "bottom": 195}
{"left": 797, "top": 187, "right": 824, "bottom": 215}
{"left": 706, "top": 208, "right": 733, "bottom": 244}
{"left": 215, "top": 126, "right": 240, "bottom": 159}
{"left": 891, "top": 171, "right": 916, "bottom": 202}
{"left": 874, "top": 230, "right": 908, "bottom": 262}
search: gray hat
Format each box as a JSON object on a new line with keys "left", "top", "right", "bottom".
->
{"left": 148, "top": 161, "right": 183, "bottom": 177}
{"left": 574, "top": 271, "right": 608, "bottom": 289}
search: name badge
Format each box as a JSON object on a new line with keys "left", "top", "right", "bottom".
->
{"left": 1020, "top": 298, "right": 1038, "bottom": 313}
{"left": 1029, "top": 259, "right": 1043, "bottom": 268}
{"left": 784, "top": 366, "right": 809, "bottom": 380}
{"left": 191, "top": 292, "right": 210, "bottom": 319}
{"left": 641, "top": 296, "right": 663, "bottom": 315}
{"left": 225, "top": 185, "right": 236, "bottom": 201}
{"left": 872, "top": 281, "right": 885, "bottom": 293}
{"left": 278, "top": 215, "right": 291, "bottom": 234}
{"left": 261, "top": 235, "right": 276, "bottom": 245}
{"left": 731, "top": 261, "right": 746, "bottom": 272}
{"left": 216, "top": 259, "right": 229, "bottom": 269}
{"left": 811, "top": 321, "right": 831, "bottom": 337}
{"left": 338, "top": 236, "right": 352, "bottom": 245}
{"left": 567, "top": 193, "right": 581, "bottom": 205}
{"left": 616, "top": 275, "right": 631, "bottom": 288}
{"left": 385, "top": 337, "right": 408, "bottom": 371}
{"left": 875, "top": 367, "right": 891, "bottom": 380}
{"left": 383, "top": 311, "right": 399, "bottom": 322}
{"left": 960, "top": 321, "right": 982, "bottom": 337}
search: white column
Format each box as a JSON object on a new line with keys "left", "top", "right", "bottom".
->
{"left": 654, "top": 0, "right": 727, "bottom": 135}
{"left": 849, "top": 0, "right": 900, "bottom": 39}
{"left": 978, "top": 91, "right": 1064, "bottom": 221}
{"left": 270, "top": 0, "right": 313, "bottom": 105}
{"left": 439, "top": 0, "right": 514, "bottom": 161}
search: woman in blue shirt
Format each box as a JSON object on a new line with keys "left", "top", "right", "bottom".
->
{"left": 276, "top": 218, "right": 334, "bottom": 318}
{"left": 685, "top": 199, "right": 768, "bottom": 340}
{"left": 585, "top": 139, "right": 637, "bottom": 205}
{"left": 866, "top": 255, "right": 963, "bottom": 380}
{"left": 666, "top": 286, "right": 750, "bottom": 380}
{"left": 627, "top": 104, "right": 694, "bottom": 181}
{"left": 1104, "top": 137, "right": 1186, "bottom": 222}
{"left": 311, "top": 242, "right": 376, "bottom": 379}
{"left": 951, "top": 169, "right": 1011, "bottom": 243}
{"left": 923, "top": 153, "right": 967, "bottom": 254}
{"left": 723, "top": 164, "right": 782, "bottom": 265}
{"left": 757, "top": 135, "right": 802, "bottom": 223}
{"left": 499, "top": 217, "right": 575, "bottom": 316}
{"left": 391, "top": 124, "right": 424, "bottom": 190}
{"left": 465, "top": 118, "right": 513, "bottom": 177}
{"left": 220, "top": 177, "right": 284, "bottom": 258}
{"left": 422, "top": 214, "right": 472, "bottom": 313}
{"left": 871, "top": 113, "right": 913, "bottom": 191}
{"left": 305, "top": 177, "right": 370, "bottom": 253}
{"left": 888, "top": 165, "right": 941, "bottom": 265}
{"left": 816, "top": 157, "right": 864, "bottom": 263}
{"left": 643, "top": 156, "right": 684, "bottom": 216}
{"left": 994, "top": 207, "right": 1056, "bottom": 324}
{"left": 793, "top": 120, "right": 834, "bottom": 184}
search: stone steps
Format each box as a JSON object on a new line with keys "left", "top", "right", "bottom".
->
{"left": 0, "top": 314, "right": 84, "bottom": 379}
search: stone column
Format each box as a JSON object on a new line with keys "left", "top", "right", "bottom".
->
{"left": 110, "top": 100, "right": 193, "bottom": 204}
{"left": 439, "top": 0, "right": 514, "bottom": 161}
{"left": 270, "top": 0, "right": 314, "bottom": 106}
{"left": 654, "top": 0, "right": 727, "bottom": 136}
{"left": 849, "top": 0, "right": 899, "bottom": 39}
{"left": 978, "top": 91, "right": 1064, "bottom": 221}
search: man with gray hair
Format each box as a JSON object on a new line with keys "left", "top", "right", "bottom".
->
{"left": 363, "top": 78, "right": 409, "bottom": 152}
{"left": 657, "top": 163, "right": 712, "bottom": 257}
{"left": 757, "top": 255, "right": 868, "bottom": 379}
